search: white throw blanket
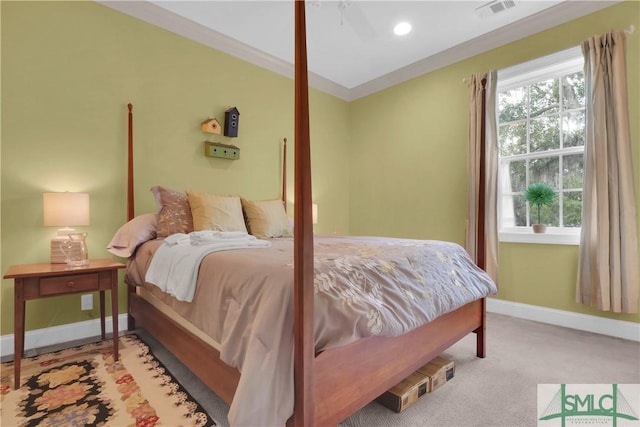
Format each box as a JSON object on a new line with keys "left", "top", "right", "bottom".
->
{"left": 145, "top": 231, "right": 271, "bottom": 302}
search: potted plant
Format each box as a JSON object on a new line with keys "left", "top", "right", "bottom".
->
{"left": 523, "top": 182, "right": 556, "bottom": 233}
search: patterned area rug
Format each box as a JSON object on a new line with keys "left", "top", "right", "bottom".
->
{"left": 0, "top": 334, "right": 216, "bottom": 427}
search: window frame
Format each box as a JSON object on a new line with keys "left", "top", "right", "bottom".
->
{"left": 496, "top": 47, "right": 584, "bottom": 245}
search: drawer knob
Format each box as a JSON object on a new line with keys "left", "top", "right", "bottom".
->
{"left": 67, "top": 281, "right": 76, "bottom": 288}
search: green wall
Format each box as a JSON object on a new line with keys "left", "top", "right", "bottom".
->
{"left": 349, "top": 1, "right": 640, "bottom": 323}
{"left": 2, "top": 1, "right": 639, "bottom": 338}
{"left": 0, "top": 1, "right": 350, "bottom": 335}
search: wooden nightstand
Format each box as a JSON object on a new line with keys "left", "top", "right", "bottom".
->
{"left": 3, "top": 259, "right": 126, "bottom": 389}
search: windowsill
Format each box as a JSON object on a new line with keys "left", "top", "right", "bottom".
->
{"left": 499, "top": 229, "right": 580, "bottom": 245}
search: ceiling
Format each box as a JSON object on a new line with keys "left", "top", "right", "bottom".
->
{"left": 100, "top": 1, "right": 618, "bottom": 101}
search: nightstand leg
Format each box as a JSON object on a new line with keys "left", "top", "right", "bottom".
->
{"left": 111, "top": 271, "right": 119, "bottom": 361}
{"left": 99, "top": 291, "right": 106, "bottom": 340}
{"left": 14, "top": 279, "right": 25, "bottom": 389}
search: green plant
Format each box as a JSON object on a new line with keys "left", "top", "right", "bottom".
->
{"left": 523, "top": 182, "right": 556, "bottom": 225}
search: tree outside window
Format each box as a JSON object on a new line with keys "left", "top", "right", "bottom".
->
{"left": 497, "top": 58, "right": 585, "bottom": 237}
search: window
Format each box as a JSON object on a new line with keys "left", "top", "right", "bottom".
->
{"left": 497, "top": 47, "right": 584, "bottom": 244}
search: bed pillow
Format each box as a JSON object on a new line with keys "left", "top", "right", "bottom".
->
{"left": 241, "top": 198, "right": 292, "bottom": 238}
{"left": 107, "top": 213, "right": 157, "bottom": 257}
{"left": 187, "top": 190, "right": 248, "bottom": 233}
{"left": 151, "top": 185, "right": 194, "bottom": 238}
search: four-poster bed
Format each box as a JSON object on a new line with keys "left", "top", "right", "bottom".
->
{"left": 123, "top": 2, "right": 493, "bottom": 426}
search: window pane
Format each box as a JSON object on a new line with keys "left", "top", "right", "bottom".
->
{"left": 497, "top": 53, "right": 585, "bottom": 235}
{"left": 509, "top": 160, "right": 526, "bottom": 192}
{"left": 532, "top": 200, "right": 559, "bottom": 227}
{"left": 563, "top": 154, "right": 584, "bottom": 189}
{"left": 530, "top": 78, "right": 559, "bottom": 117}
{"left": 530, "top": 157, "right": 559, "bottom": 189}
{"left": 562, "top": 72, "right": 585, "bottom": 109}
{"left": 499, "top": 122, "right": 527, "bottom": 156}
{"left": 498, "top": 87, "right": 527, "bottom": 122}
{"left": 500, "top": 193, "right": 527, "bottom": 227}
{"left": 513, "top": 194, "right": 527, "bottom": 227}
{"left": 563, "top": 191, "right": 583, "bottom": 227}
{"left": 562, "top": 111, "right": 585, "bottom": 147}
{"left": 530, "top": 115, "right": 560, "bottom": 152}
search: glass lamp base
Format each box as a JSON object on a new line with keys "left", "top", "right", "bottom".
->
{"left": 65, "top": 259, "right": 90, "bottom": 268}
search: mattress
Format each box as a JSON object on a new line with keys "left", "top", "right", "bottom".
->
{"left": 136, "top": 286, "right": 221, "bottom": 351}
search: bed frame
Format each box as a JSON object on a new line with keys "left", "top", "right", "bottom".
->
{"left": 126, "top": 2, "right": 487, "bottom": 425}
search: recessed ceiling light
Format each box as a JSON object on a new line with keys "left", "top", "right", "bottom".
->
{"left": 393, "top": 22, "right": 412, "bottom": 36}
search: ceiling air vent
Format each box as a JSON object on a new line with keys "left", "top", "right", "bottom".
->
{"left": 475, "top": 0, "right": 516, "bottom": 18}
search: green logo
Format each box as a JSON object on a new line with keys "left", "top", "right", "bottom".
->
{"left": 539, "top": 384, "right": 639, "bottom": 427}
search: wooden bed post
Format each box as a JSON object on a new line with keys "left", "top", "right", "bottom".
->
{"left": 292, "top": 0, "right": 315, "bottom": 425}
{"left": 127, "top": 103, "right": 135, "bottom": 222}
{"left": 127, "top": 102, "right": 136, "bottom": 331}
{"left": 282, "top": 137, "right": 287, "bottom": 212}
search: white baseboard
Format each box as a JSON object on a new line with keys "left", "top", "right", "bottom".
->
{"left": 1, "top": 302, "right": 637, "bottom": 358}
{"left": 0, "top": 314, "right": 130, "bottom": 358}
{"left": 487, "top": 298, "right": 640, "bottom": 342}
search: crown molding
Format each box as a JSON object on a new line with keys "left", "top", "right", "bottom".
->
{"left": 349, "top": 1, "right": 620, "bottom": 100}
{"left": 97, "top": 0, "right": 620, "bottom": 102}
{"left": 97, "top": 1, "right": 351, "bottom": 100}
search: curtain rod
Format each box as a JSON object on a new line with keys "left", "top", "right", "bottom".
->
{"left": 462, "top": 25, "right": 635, "bottom": 84}
{"left": 462, "top": 75, "right": 485, "bottom": 85}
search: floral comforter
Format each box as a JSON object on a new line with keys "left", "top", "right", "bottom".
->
{"left": 126, "top": 235, "right": 497, "bottom": 427}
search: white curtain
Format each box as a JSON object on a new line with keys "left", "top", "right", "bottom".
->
{"left": 466, "top": 71, "right": 499, "bottom": 283}
{"left": 577, "top": 30, "right": 638, "bottom": 313}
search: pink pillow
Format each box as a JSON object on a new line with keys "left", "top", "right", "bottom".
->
{"left": 107, "top": 214, "right": 157, "bottom": 257}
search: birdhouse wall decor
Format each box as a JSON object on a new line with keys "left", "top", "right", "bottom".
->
{"left": 204, "top": 141, "right": 240, "bottom": 160}
{"left": 201, "top": 118, "right": 222, "bottom": 134}
{"left": 224, "top": 107, "right": 240, "bottom": 137}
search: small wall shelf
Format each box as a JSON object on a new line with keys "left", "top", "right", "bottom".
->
{"left": 204, "top": 141, "right": 240, "bottom": 160}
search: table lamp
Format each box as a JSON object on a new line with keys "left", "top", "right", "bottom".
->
{"left": 43, "top": 192, "right": 90, "bottom": 263}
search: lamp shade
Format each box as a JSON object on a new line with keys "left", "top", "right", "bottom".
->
{"left": 43, "top": 192, "right": 90, "bottom": 227}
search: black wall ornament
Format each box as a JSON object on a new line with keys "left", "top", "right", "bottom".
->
{"left": 224, "top": 107, "right": 240, "bottom": 137}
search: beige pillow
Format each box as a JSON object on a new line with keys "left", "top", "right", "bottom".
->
{"left": 187, "top": 190, "right": 247, "bottom": 233}
{"left": 151, "top": 186, "right": 194, "bottom": 238}
{"left": 241, "top": 198, "right": 292, "bottom": 238}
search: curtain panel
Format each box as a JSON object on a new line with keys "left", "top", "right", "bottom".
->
{"left": 466, "top": 71, "right": 499, "bottom": 283}
{"left": 577, "top": 30, "right": 639, "bottom": 313}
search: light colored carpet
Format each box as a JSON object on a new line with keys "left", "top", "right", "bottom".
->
{"left": 138, "top": 312, "right": 640, "bottom": 426}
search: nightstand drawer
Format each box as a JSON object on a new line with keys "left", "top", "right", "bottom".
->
{"left": 39, "top": 273, "right": 100, "bottom": 295}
